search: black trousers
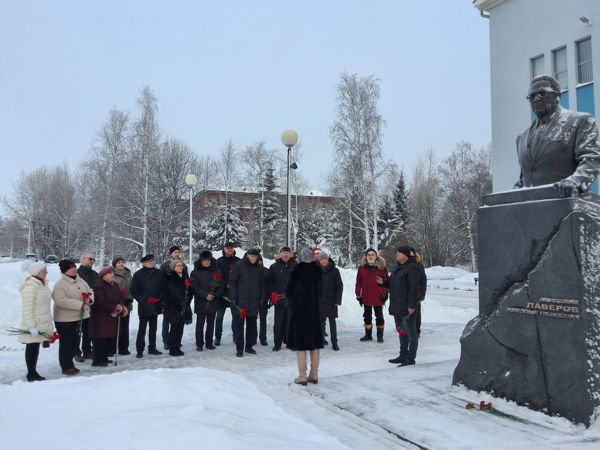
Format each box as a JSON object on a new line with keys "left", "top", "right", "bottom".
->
{"left": 170, "top": 321, "right": 185, "bottom": 350}
{"left": 321, "top": 317, "right": 338, "bottom": 344}
{"left": 55, "top": 321, "right": 79, "bottom": 370}
{"left": 363, "top": 305, "right": 385, "bottom": 326}
{"left": 416, "top": 302, "right": 422, "bottom": 335}
{"left": 273, "top": 303, "right": 287, "bottom": 348}
{"left": 136, "top": 316, "right": 158, "bottom": 352}
{"left": 162, "top": 314, "right": 170, "bottom": 345}
{"left": 232, "top": 314, "right": 257, "bottom": 352}
{"left": 76, "top": 317, "right": 92, "bottom": 356}
{"left": 25, "top": 343, "right": 40, "bottom": 376}
{"left": 118, "top": 313, "right": 130, "bottom": 353}
{"left": 93, "top": 338, "right": 112, "bottom": 364}
{"left": 258, "top": 301, "right": 268, "bottom": 344}
{"left": 215, "top": 305, "right": 228, "bottom": 340}
{"left": 195, "top": 312, "right": 216, "bottom": 348}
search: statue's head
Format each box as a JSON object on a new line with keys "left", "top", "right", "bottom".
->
{"left": 527, "top": 75, "right": 561, "bottom": 119}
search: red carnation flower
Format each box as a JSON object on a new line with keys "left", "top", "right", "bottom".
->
{"left": 81, "top": 291, "right": 92, "bottom": 300}
{"left": 147, "top": 296, "right": 158, "bottom": 304}
{"left": 465, "top": 402, "right": 476, "bottom": 410}
{"left": 213, "top": 273, "right": 223, "bottom": 281}
{"left": 119, "top": 287, "right": 126, "bottom": 295}
{"left": 479, "top": 401, "right": 492, "bottom": 410}
{"left": 240, "top": 308, "right": 247, "bottom": 319}
{"left": 184, "top": 278, "right": 191, "bottom": 287}
{"left": 47, "top": 331, "right": 60, "bottom": 344}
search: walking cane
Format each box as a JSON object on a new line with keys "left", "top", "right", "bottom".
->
{"left": 114, "top": 316, "right": 121, "bottom": 367}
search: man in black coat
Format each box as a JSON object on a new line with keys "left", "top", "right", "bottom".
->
{"left": 266, "top": 246, "right": 297, "bottom": 352}
{"left": 75, "top": 252, "right": 98, "bottom": 361}
{"left": 190, "top": 249, "right": 225, "bottom": 351}
{"left": 215, "top": 242, "right": 241, "bottom": 346}
{"left": 377, "top": 246, "right": 420, "bottom": 367}
{"left": 229, "top": 248, "right": 265, "bottom": 357}
{"left": 258, "top": 261, "right": 269, "bottom": 347}
{"left": 131, "top": 254, "right": 165, "bottom": 358}
{"left": 317, "top": 250, "right": 343, "bottom": 351}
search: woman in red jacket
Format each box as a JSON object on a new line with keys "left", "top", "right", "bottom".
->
{"left": 355, "top": 248, "right": 388, "bottom": 343}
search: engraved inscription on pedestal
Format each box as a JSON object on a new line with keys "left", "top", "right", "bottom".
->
{"left": 507, "top": 298, "right": 580, "bottom": 320}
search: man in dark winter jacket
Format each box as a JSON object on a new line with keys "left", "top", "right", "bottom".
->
{"left": 410, "top": 247, "right": 427, "bottom": 337}
{"left": 75, "top": 252, "right": 98, "bottom": 361}
{"left": 317, "top": 250, "right": 343, "bottom": 351}
{"left": 229, "top": 248, "right": 265, "bottom": 357}
{"left": 266, "top": 246, "right": 297, "bottom": 351}
{"left": 160, "top": 245, "right": 187, "bottom": 350}
{"left": 131, "top": 255, "right": 165, "bottom": 358}
{"left": 378, "top": 246, "right": 420, "bottom": 366}
{"left": 258, "top": 259, "right": 269, "bottom": 347}
{"left": 215, "top": 242, "right": 241, "bottom": 346}
{"left": 190, "top": 249, "right": 225, "bottom": 351}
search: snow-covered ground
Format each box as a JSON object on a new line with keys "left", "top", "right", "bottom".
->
{"left": 1, "top": 260, "right": 598, "bottom": 449}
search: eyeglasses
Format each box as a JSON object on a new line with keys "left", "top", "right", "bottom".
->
{"left": 526, "top": 88, "right": 556, "bottom": 100}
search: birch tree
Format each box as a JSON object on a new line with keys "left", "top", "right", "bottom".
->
{"left": 409, "top": 148, "right": 445, "bottom": 267}
{"left": 439, "top": 142, "right": 492, "bottom": 271}
{"left": 116, "top": 86, "right": 161, "bottom": 256}
{"left": 242, "top": 141, "right": 276, "bottom": 248}
{"left": 330, "top": 73, "right": 385, "bottom": 252}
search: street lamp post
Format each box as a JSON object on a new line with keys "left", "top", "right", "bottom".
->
{"left": 185, "top": 174, "right": 198, "bottom": 266}
{"left": 280, "top": 129, "right": 298, "bottom": 248}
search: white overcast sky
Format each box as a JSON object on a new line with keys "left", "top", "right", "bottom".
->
{"left": 0, "top": 0, "right": 491, "bottom": 203}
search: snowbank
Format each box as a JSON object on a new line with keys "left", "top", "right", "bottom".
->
{"left": 0, "top": 367, "right": 347, "bottom": 450}
{"left": 426, "top": 266, "right": 478, "bottom": 291}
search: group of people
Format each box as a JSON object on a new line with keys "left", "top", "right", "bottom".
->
{"left": 18, "top": 242, "right": 426, "bottom": 384}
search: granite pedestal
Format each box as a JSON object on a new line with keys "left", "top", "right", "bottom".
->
{"left": 453, "top": 185, "right": 600, "bottom": 426}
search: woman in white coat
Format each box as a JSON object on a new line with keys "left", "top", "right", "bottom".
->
{"left": 20, "top": 261, "right": 53, "bottom": 381}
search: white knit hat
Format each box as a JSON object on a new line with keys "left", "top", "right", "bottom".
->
{"left": 24, "top": 260, "right": 46, "bottom": 276}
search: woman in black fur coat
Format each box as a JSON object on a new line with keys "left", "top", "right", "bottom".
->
{"left": 285, "top": 247, "right": 324, "bottom": 385}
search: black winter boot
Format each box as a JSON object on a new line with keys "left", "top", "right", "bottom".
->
{"left": 360, "top": 326, "right": 373, "bottom": 342}
{"left": 376, "top": 327, "right": 384, "bottom": 343}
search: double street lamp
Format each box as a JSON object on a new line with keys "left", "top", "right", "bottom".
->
{"left": 185, "top": 174, "right": 198, "bottom": 266}
{"left": 281, "top": 129, "right": 299, "bottom": 248}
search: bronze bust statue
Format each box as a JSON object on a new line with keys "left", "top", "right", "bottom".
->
{"left": 514, "top": 75, "right": 600, "bottom": 197}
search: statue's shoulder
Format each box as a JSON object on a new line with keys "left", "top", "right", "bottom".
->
{"left": 559, "top": 106, "right": 595, "bottom": 124}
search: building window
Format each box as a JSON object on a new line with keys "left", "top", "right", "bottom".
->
{"left": 552, "top": 47, "right": 568, "bottom": 89}
{"left": 531, "top": 54, "right": 545, "bottom": 79}
{"left": 243, "top": 200, "right": 251, "bottom": 208}
{"left": 577, "top": 37, "right": 593, "bottom": 84}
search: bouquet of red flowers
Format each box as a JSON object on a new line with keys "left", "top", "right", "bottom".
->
{"left": 204, "top": 273, "right": 224, "bottom": 311}
{"left": 7, "top": 328, "right": 60, "bottom": 344}
{"left": 180, "top": 278, "right": 192, "bottom": 318}
{"left": 77, "top": 291, "right": 93, "bottom": 336}
{"left": 221, "top": 296, "right": 248, "bottom": 319}
{"left": 210, "top": 273, "right": 223, "bottom": 292}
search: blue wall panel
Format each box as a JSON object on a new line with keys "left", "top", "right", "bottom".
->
{"left": 576, "top": 83, "right": 595, "bottom": 115}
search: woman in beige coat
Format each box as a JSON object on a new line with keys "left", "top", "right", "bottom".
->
{"left": 52, "top": 259, "right": 93, "bottom": 375}
{"left": 20, "top": 261, "right": 53, "bottom": 381}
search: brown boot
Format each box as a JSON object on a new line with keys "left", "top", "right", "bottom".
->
{"left": 308, "top": 349, "right": 320, "bottom": 384}
{"left": 294, "top": 351, "right": 308, "bottom": 386}
{"left": 360, "top": 324, "right": 373, "bottom": 341}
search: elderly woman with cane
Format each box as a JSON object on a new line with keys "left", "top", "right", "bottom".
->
{"left": 285, "top": 247, "right": 324, "bottom": 385}
{"left": 91, "top": 266, "right": 128, "bottom": 367}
